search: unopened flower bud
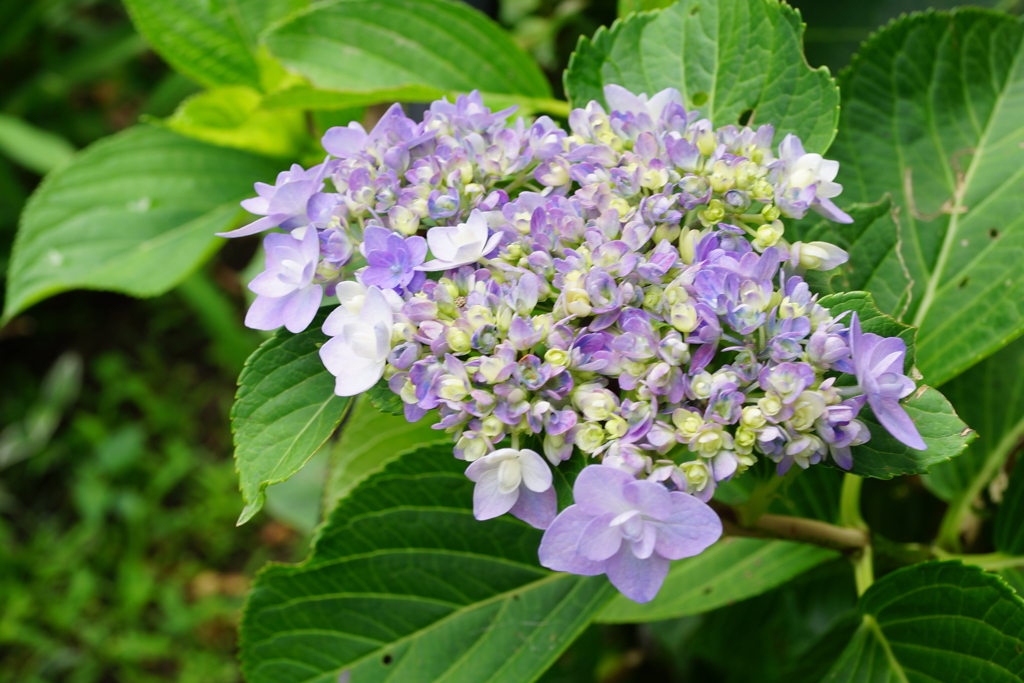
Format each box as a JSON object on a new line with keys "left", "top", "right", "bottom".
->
{"left": 446, "top": 327, "right": 471, "bottom": 353}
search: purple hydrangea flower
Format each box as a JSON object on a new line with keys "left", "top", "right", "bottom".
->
{"left": 358, "top": 226, "right": 427, "bottom": 292}
{"left": 465, "top": 448, "right": 556, "bottom": 529}
{"left": 849, "top": 313, "right": 926, "bottom": 450}
{"left": 219, "top": 162, "right": 328, "bottom": 238}
{"left": 538, "top": 465, "right": 722, "bottom": 603}
{"left": 245, "top": 227, "right": 323, "bottom": 333}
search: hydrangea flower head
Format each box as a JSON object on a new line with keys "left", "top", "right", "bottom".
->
{"left": 220, "top": 85, "right": 927, "bottom": 603}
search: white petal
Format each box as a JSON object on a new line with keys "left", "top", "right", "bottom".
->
{"left": 359, "top": 286, "right": 394, "bottom": 330}
{"left": 426, "top": 226, "right": 462, "bottom": 262}
{"left": 319, "top": 337, "right": 385, "bottom": 396}
{"left": 518, "top": 449, "right": 553, "bottom": 492}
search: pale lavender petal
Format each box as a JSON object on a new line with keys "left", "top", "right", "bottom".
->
{"left": 472, "top": 469, "right": 519, "bottom": 520}
{"left": 651, "top": 492, "right": 723, "bottom": 560}
{"left": 604, "top": 546, "right": 670, "bottom": 604}
{"left": 538, "top": 506, "right": 606, "bottom": 576}
{"left": 244, "top": 294, "right": 288, "bottom": 330}
{"left": 572, "top": 465, "right": 635, "bottom": 517}
{"left": 509, "top": 485, "right": 557, "bottom": 529}
{"left": 623, "top": 479, "right": 672, "bottom": 521}
{"left": 281, "top": 285, "right": 323, "bottom": 333}
{"left": 576, "top": 512, "right": 622, "bottom": 561}
{"left": 322, "top": 125, "right": 368, "bottom": 158}
{"left": 248, "top": 270, "right": 294, "bottom": 298}
{"left": 217, "top": 213, "right": 285, "bottom": 238}
{"left": 871, "top": 396, "right": 927, "bottom": 451}
{"left": 812, "top": 197, "right": 853, "bottom": 224}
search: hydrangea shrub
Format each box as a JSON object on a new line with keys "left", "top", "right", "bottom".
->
{"left": 6, "top": 0, "right": 1024, "bottom": 680}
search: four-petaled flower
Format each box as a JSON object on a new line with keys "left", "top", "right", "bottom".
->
{"left": 465, "top": 448, "right": 556, "bottom": 530}
{"left": 359, "top": 226, "right": 427, "bottom": 292}
{"left": 245, "top": 227, "right": 323, "bottom": 333}
{"left": 539, "top": 465, "right": 722, "bottom": 603}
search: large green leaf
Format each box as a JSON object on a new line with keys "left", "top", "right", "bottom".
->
{"left": 596, "top": 537, "right": 837, "bottom": 623}
{"left": 263, "top": 0, "right": 552, "bottom": 108}
{"left": 123, "top": 0, "right": 306, "bottom": 89}
{"left": 822, "top": 561, "right": 1024, "bottom": 683}
{"left": 831, "top": 10, "right": 1024, "bottom": 386}
{"left": 232, "top": 307, "right": 352, "bottom": 526}
{"left": 924, "top": 336, "right": 1024, "bottom": 548}
{"left": 240, "top": 444, "right": 613, "bottom": 683}
{"left": 3, "top": 126, "right": 280, "bottom": 321}
{"left": 846, "top": 386, "right": 974, "bottom": 480}
{"left": 565, "top": 0, "right": 840, "bottom": 153}
{"left": 322, "top": 396, "right": 443, "bottom": 512}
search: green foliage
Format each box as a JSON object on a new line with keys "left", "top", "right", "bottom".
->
{"left": 158, "top": 86, "right": 308, "bottom": 158}
{"left": 924, "top": 335, "right": 1024, "bottom": 548}
{"left": 831, "top": 10, "right": 1024, "bottom": 386}
{"left": 564, "top": 0, "right": 840, "bottom": 153}
{"left": 232, "top": 307, "right": 351, "bottom": 525}
{"left": 3, "top": 125, "right": 282, "bottom": 321}
{"left": 122, "top": 0, "right": 307, "bottom": 89}
{"left": 262, "top": 0, "right": 552, "bottom": 110}
{"left": 996, "top": 459, "right": 1024, "bottom": 555}
{"left": 240, "top": 444, "right": 613, "bottom": 683}
{"left": 822, "top": 561, "right": 1024, "bottom": 682}
{"left": 323, "top": 396, "right": 443, "bottom": 511}
{"left": 367, "top": 378, "right": 406, "bottom": 416}
{"left": 847, "top": 386, "right": 974, "bottom": 480}
{"left": 597, "top": 537, "right": 838, "bottom": 623}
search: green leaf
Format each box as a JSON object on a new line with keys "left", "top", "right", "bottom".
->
{"left": 564, "top": 0, "right": 840, "bottom": 153}
{"left": 0, "top": 113, "right": 75, "bottom": 174}
{"left": 845, "top": 386, "right": 974, "bottom": 480}
{"left": 924, "top": 336, "right": 1024, "bottom": 548}
{"left": 596, "top": 537, "right": 838, "bottom": 623}
{"left": 323, "top": 396, "right": 443, "bottom": 513}
{"left": 262, "top": 0, "right": 552, "bottom": 109}
{"left": 791, "top": 196, "right": 912, "bottom": 318}
{"left": 996, "top": 454, "right": 1024, "bottom": 555}
{"left": 124, "top": 0, "right": 263, "bottom": 89}
{"left": 831, "top": 10, "right": 1024, "bottom": 386}
{"left": 3, "top": 126, "right": 281, "bottom": 321}
{"left": 156, "top": 86, "right": 308, "bottom": 158}
{"left": 240, "top": 444, "right": 613, "bottom": 683}
{"left": 232, "top": 307, "right": 352, "bottom": 525}
{"left": 822, "top": 561, "right": 1024, "bottom": 683}
{"left": 770, "top": 465, "right": 844, "bottom": 523}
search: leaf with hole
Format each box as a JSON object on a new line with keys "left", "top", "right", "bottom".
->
{"left": 232, "top": 307, "right": 352, "bottom": 525}
{"left": 565, "top": 0, "right": 840, "bottom": 153}
{"left": 3, "top": 126, "right": 281, "bottom": 321}
{"left": 831, "top": 10, "right": 1024, "bottom": 385}
{"left": 240, "top": 444, "right": 613, "bottom": 683}
{"left": 822, "top": 561, "right": 1024, "bottom": 683}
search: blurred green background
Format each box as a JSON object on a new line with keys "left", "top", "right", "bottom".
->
{"left": 0, "top": 0, "right": 1019, "bottom": 681}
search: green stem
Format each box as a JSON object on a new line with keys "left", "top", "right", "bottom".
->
{"left": 840, "top": 474, "right": 874, "bottom": 595}
{"left": 931, "top": 549, "right": 1024, "bottom": 571}
{"left": 936, "top": 419, "right": 1024, "bottom": 551}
